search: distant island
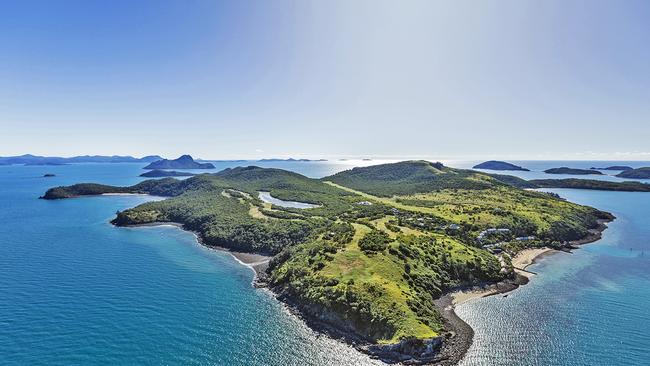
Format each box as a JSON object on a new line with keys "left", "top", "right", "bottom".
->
{"left": 143, "top": 155, "right": 215, "bottom": 170}
{"left": 257, "top": 158, "right": 328, "bottom": 162}
{"left": 473, "top": 160, "right": 529, "bottom": 171}
{"left": 530, "top": 179, "right": 650, "bottom": 192}
{"left": 616, "top": 167, "right": 650, "bottom": 179}
{"left": 42, "top": 160, "right": 613, "bottom": 364}
{"left": 43, "top": 173, "right": 56, "bottom": 178}
{"left": 544, "top": 167, "right": 603, "bottom": 175}
{"left": 140, "top": 170, "right": 196, "bottom": 178}
{"left": 0, "top": 154, "right": 162, "bottom": 165}
{"left": 591, "top": 166, "right": 633, "bottom": 171}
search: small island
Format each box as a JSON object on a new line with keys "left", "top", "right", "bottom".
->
{"left": 616, "top": 167, "right": 650, "bottom": 179}
{"left": 473, "top": 160, "right": 530, "bottom": 171}
{"left": 544, "top": 167, "right": 603, "bottom": 175}
{"left": 140, "top": 170, "right": 196, "bottom": 178}
{"left": 591, "top": 166, "right": 633, "bottom": 171}
{"left": 143, "top": 155, "right": 215, "bottom": 170}
{"left": 43, "top": 173, "right": 56, "bottom": 178}
{"left": 41, "top": 160, "right": 613, "bottom": 364}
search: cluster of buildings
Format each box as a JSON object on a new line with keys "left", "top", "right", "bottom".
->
{"left": 476, "top": 228, "right": 511, "bottom": 241}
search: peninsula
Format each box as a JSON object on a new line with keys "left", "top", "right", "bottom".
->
{"left": 473, "top": 160, "right": 529, "bottom": 171}
{"left": 544, "top": 167, "right": 603, "bottom": 175}
{"left": 42, "top": 161, "right": 613, "bottom": 364}
{"left": 143, "top": 155, "right": 215, "bottom": 170}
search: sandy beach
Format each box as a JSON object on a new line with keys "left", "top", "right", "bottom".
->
{"left": 449, "top": 248, "right": 553, "bottom": 306}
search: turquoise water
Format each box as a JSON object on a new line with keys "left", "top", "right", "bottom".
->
{"left": 2, "top": 161, "right": 650, "bottom": 365}
{"left": 0, "top": 163, "right": 378, "bottom": 365}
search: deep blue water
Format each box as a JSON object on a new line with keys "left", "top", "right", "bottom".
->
{"left": 1, "top": 160, "right": 650, "bottom": 365}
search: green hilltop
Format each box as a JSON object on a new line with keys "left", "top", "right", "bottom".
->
{"left": 41, "top": 161, "right": 612, "bottom": 358}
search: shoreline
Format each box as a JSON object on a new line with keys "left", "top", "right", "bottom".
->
{"left": 437, "top": 217, "right": 613, "bottom": 365}
{"left": 120, "top": 221, "right": 271, "bottom": 283}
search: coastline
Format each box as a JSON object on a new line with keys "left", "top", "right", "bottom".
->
{"left": 119, "top": 221, "right": 271, "bottom": 283}
{"left": 437, "top": 217, "right": 613, "bottom": 365}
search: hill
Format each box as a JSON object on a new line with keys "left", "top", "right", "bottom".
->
{"left": 544, "top": 167, "right": 603, "bottom": 175}
{"left": 41, "top": 162, "right": 612, "bottom": 362}
{"left": 143, "top": 155, "right": 215, "bottom": 170}
{"left": 324, "top": 160, "right": 516, "bottom": 196}
{"left": 616, "top": 167, "right": 650, "bottom": 179}
{"left": 473, "top": 160, "right": 529, "bottom": 171}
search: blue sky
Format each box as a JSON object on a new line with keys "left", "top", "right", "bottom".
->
{"left": 1, "top": 0, "right": 649, "bottom": 160}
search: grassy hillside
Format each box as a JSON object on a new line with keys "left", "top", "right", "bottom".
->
{"left": 324, "top": 160, "right": 535, "bottom": 196}
{"left": 42, "top": 162, "right": 611, "bottom": 349}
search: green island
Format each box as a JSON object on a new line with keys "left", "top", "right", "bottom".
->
{"left": 472, "top": 160, "right": 529, "bottom": 171}
{"left": 530, "top": 178, "right": 650, "bottom": 192}
{"left": 41, "top": 161, "right": 613, "bottom": 363}
{"left": 544, "top": 167, "right": 603, "bottom": 175}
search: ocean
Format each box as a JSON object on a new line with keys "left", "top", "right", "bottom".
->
{"left": 1, "top": 160, "right": 649, "bottom": 365}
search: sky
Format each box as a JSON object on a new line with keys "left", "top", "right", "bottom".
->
{"left": 1, "top": 0, "right": 649, "bottom": 160}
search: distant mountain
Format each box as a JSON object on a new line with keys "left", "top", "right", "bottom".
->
{"left": 616, "top": 167, "right": 650, "bottom": 179}
{"left": 143, "top": 155, "right": 215, "bottom": 170}
{"left": 590, "top": 166, "right": 634, "bottom": 171}
{"left": 0, "top": 154, "right": 163, "bottom": 165}
{"left": 140, "top": 170, "right": 196, "bottom": 178}
{"left": 544, "top": 167, "right": 603, "bottom": 175}
{"left": 473, "top": 160, "right": 530, "bottom": 171}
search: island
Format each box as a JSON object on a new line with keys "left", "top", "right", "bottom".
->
{"left": 43, "top": 173, "right": 56, "bottom": 178}
{"left": 41, "top": 161, "right": 613, "bottom": 364}
{"left": 544, "top": 167, "right": 603, "bottom": 175}
{"left": 472, "top": 160, "right": 530, "bottom": 171}
{"left": 139, "top": 170, "right": 196, "bottom": 178}
{"left": 591, "top": 166, "right": 633, "bottom": 171}
{"left": 257, "top": 158, "right": 328, "bottom": 162}
{"left": 0, "top": 154, "right": 162, "bottom": 165}
{"left": 616, "top": 167, "right": 650, "bottom": 179}
{"left": 143, "top": 155, "right": 215, "bottom": 170}
{"left": 529, "top": 179, "right": 650, "bottom": 192}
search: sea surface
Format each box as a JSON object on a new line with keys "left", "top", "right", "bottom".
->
{"left": 1, "top": 160, "right": 649, "bottom": 365}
